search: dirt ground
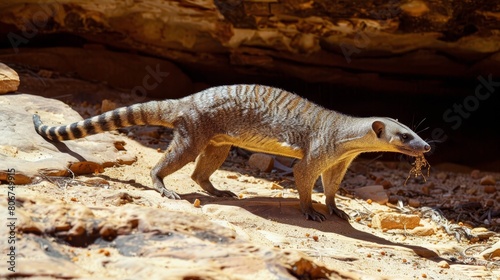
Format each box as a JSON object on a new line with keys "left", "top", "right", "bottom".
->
{"left": 2, "top": 69, "right": 499, "bottom": 279}
{"left": 11, "top": 121, "right": 499, "bottom": 279}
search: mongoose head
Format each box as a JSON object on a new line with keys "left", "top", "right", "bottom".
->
{"left": 371, "top": 118, "right": 431, "bottom": 156}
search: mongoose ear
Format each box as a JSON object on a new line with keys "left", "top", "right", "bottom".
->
{"left": 372, "top": 121, "right": 385, "bottom": 138}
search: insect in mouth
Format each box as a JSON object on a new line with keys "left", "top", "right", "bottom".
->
{"left": 405, "top": 155, "right": 430, "bottom": 185}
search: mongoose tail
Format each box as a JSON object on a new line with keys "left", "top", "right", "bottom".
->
{"left": 33, "top": 100, "right": 177, "bottom": 141}
{"left": 33, "top": 85, "right": 431, "bottom": 222}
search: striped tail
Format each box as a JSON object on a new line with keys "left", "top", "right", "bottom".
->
{"left": 33, "top": 100, "right": 173, "bottom": 141}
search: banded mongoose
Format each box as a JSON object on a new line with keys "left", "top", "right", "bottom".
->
{"left": 33, "top": 84, "right": 431, "bottom": 222}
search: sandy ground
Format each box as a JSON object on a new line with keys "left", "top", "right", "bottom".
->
{"left": 11, "top": 125, "right": 498, "bottom": 279}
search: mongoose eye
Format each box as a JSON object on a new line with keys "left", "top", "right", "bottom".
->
{"left": 400, "top": 133, "right": 408, "bottom": 140}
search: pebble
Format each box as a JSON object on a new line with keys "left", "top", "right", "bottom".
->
{"left": 354, "top": 185, "right": 388, "bottom": 205}
{"left": 437, "top": 260, "right": 450, "bottom": 269}
{"left": 372, "top": 212, "right": 420, "bottom": 230}
{"left": 400, "top": 1, "right": 430, "bottom": 17}
{"left": 408, "top": 198, "right": 421, "bottom": 208}
{"left": 470, "top": 169, "right": 481, "bottom": 179}
{"left": 375, "top": 177, "right": 393, "bottom": 189}
{"left": 471, "top": 227, "right": 495, "bottom": 240}
{"left": 483, "top": 185, "right": 497, "bottom": 194}
{"left": 409, "top": 225, "right": 434, "bottom": 236}
{"left": 480, "top": 175, "right": 496, "bottom": 186}
{"left": 99, "top": 224, "right": 117, "bottom": 240}
{"left": 193, "top": 199, "right": 201, "bottom": 208}
{"left": 436, "top": 172, "right": 448, "bottom": 181}
{"left": 271, "top": 183, "right": 284, "bottom": 190}
{"left": 421, "top": 182, "right": 434, "bottom": 195}
{"left": 101, "top": 99, "right": 117, "bottom": 112}
{"left": 248, "top": 153, "right": 274, "bottom": 172}
{"left": 480, "top": 240, "right": 500, "bottom": 259}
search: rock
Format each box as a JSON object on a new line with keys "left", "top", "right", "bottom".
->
{"left": 354, "top": 185, "right": 388, "bottom": 205}
{"left": 480, "top": 175, "right": 496, "bottom": 186}
{"left": 0, "top": 63, "right": 19, "bottom": 94}
{"left": 437, "top": 260, "right": 450, "bottom": 269}
{"left": 0, "top": 94, "right": 137, "bottom": 184}
{"left": 248, "top": 153, "right": 274, "bottom": 172}
{"left": 193, "top": 198, "right": 201, "bottom": 208}
{"left": 400, "top": 0, "right": 430, "bottom": 17}
{"left": 471, "top": 227, "right": 496, "bottom": 240}
{"left": 0, "top": 47, "right": 193, "bottom": 99}
{"left": 483, "top": 185, "right": 497, "bottom": 194}
{"left": 422, "top": 182, "right": 434, "bottom": 195}
{"left": 471, "top": 169, "right": 481, "bottom": 179}
{"left": 101, "top": 99, "right": 117, "bottom": 112}
{"left": 408, "top": 198, "right": 421, "bottom": 208}
{"left": 436, "top": 172, "right": 449, "bottom": 181}
{"left": 271, "top": 183, "right": 284, "bottom": 190}
{"left": 1, "top": 193, "right": 349, "bottom": 280}
{"left": 375, "top": 177, "right": 393, "bottom": 189}
{"left": 372, "top": 213, "right": 421, "bottom": 230}
{"left": 409, "top": 225, "right": 435, "bottom": 236}
{"left": 480, "top": 241, "right": 500, "bottom": 260}
{"left": 274, "top": 156, "right": 295, "bottom": 168}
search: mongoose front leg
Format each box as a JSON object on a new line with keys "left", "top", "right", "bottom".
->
{"left": 293, "top": 160, "right": 326, "bottom": 222}
{"left": 321, "top": 159, "right": 354, "bottom": 221}
{"left": 191, "top": 143, "right": 237, "bottom": 198}
{"left": 151, "top": 130, "right": 202, "bottom": 199}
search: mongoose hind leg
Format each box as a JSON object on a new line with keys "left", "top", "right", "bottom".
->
{"left": 191, "top": 143, "right": 236, "bottom": 198}
{"left": 321, "top": 161, "right": 353, "bottom": 221}
{"left": 151, "top": 131, "right": 203, "bottom": 199}
{"left": 293, "top": 160, "right": 326, "bottom": 222}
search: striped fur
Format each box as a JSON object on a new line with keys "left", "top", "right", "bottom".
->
{"left": 33, "top": 84, "right": 430, "bottom": 222}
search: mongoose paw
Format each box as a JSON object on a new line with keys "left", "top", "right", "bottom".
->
{"left": 328, "top": 205, "right": 350, "bottom": 221}
{"left": 304, "top": 209, "right": 326, "bottom": 222}
{"left": 160, "top": 188, "right": 181, "bottom": 200}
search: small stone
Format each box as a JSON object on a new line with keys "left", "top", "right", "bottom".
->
{"left": 99, "top": 224, "right": 117, "bottom": 240}
{"left": 471, "top": 169, "right": 481, "bottom": 179}
{"left": 68, "top": 222, "right": 86, "bottom": 237}
{"left": 480, "top": 240, "right": 500, "bottom": 259}
{"left": 271, "top": 183, "right": 284, "bottom": 190}
{"left": 101, "top": 99, "right": 117, "bottom": 112}
{"left": 408, "top": 198, "right": 421, "bottom": 208}
{"left": 436, "top": 172, "right": 448, "bottom": 181}
{"left": 437, "top": 260, "right": 450, "bottom": 268}
{"left": 374, "top": 176, "right": 392, "bottom": 188}
{"left": 384, "top": 162, "right": 399, "bottom": 169}
{"left": 0, "top": 63, "right": 20, "bottom": 94}
{"left": 372, "top": 212, "right": 420, "bottom": 230}
{"left": 248, "top": 153, "right": 274, "bottom": 172}
{"left": 193, "top": 199, "right": 201, "bottom": 208}
{"left": 471, "top": 227, "right": 495, "bottom": 240}
{"left": 483, "top": 185, "right": 497, "bottom": 194}
{"left": 400, "top": 0, "right": 430, "bottom": 17}
{"left": 480, "top": 175, "right": 496, "bottom": 186}
{"left": 354, "top": 185, "right": 388, "bottom": 205}
{"left": 410, "top": 225, "right": 434, "bottom": 236}
{"left": 227, "top": 174, "right": 239, "bottom": 180}
{"left": 421, "top": 182, "right": 434, "bottom": 195}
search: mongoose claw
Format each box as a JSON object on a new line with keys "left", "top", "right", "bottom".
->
{"left": 329, "top": 205, "right": 350, "bottom": 221}
{"left": 304, "top": 209, "right": 326, "bottom": 222}
{"left": 161, "top": 189, "right": 181, "bottom": 200}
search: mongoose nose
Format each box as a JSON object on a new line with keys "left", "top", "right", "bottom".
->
{"left": 424, "top": 144, "right": 431, "bottom": 152}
